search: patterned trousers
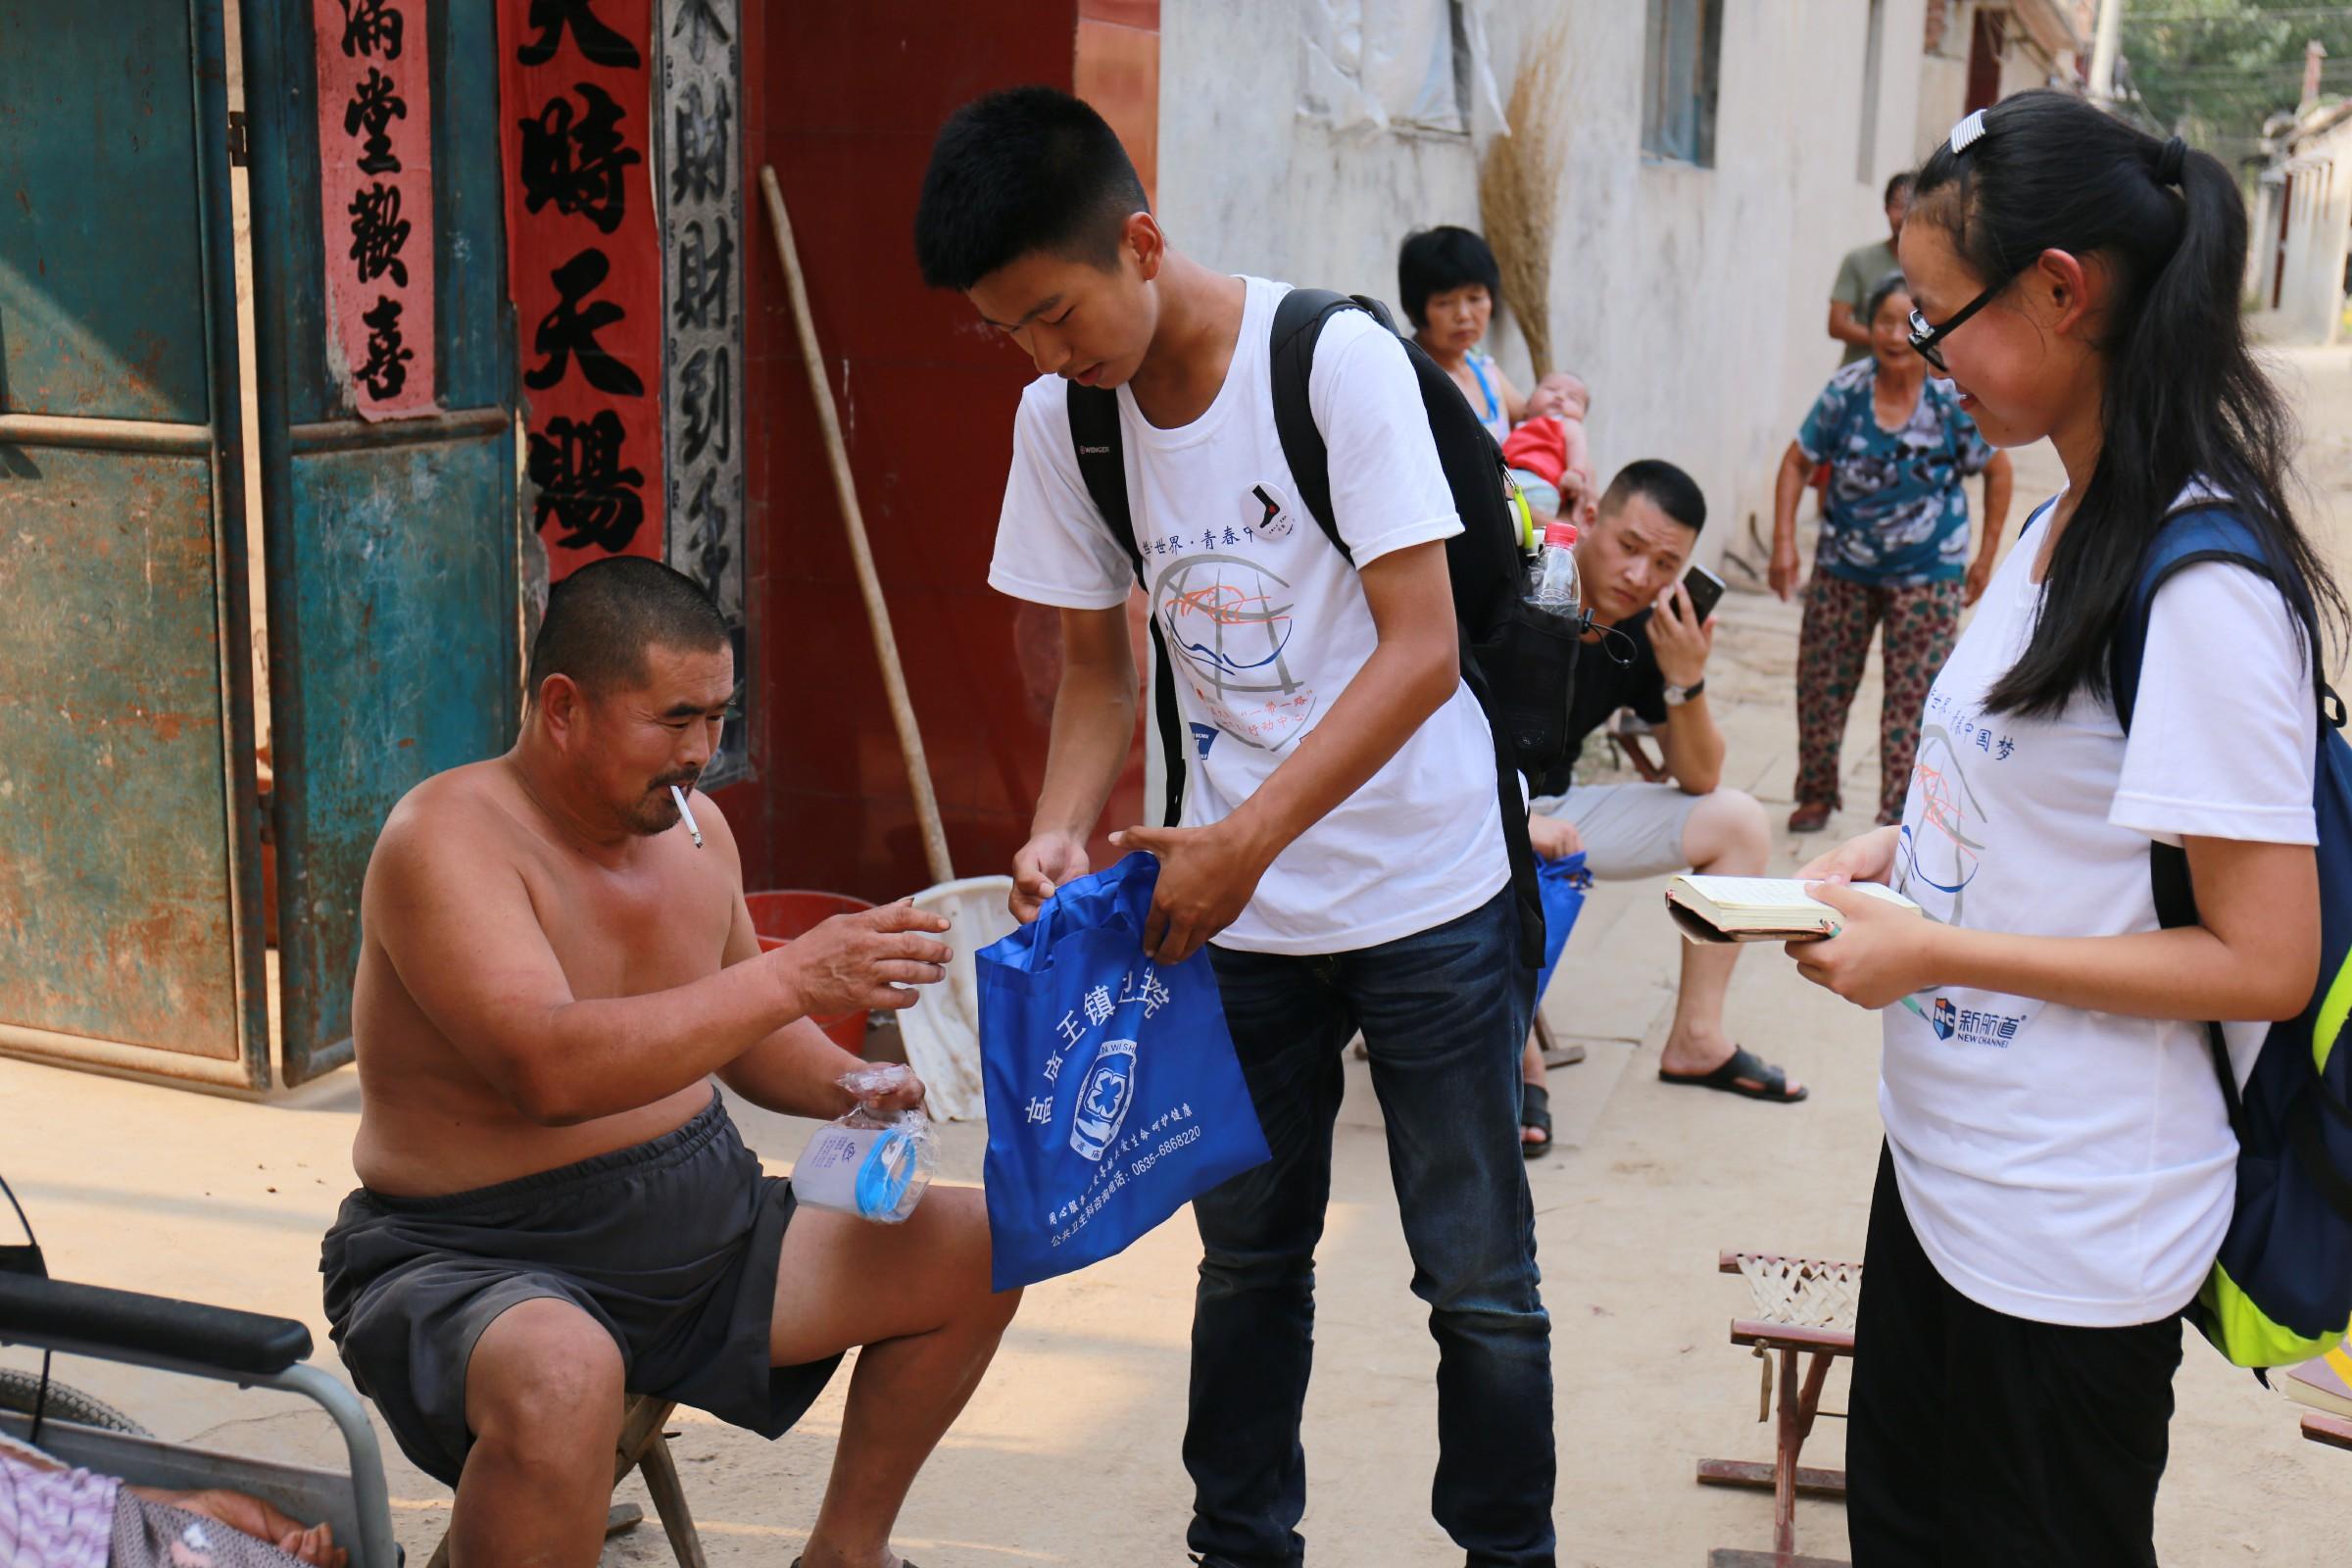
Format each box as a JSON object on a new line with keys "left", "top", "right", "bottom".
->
{"left": 1794, "top": 571, "right": 1966, "bottom": 824}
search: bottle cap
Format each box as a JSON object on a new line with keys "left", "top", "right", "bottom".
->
{"left": 1544, "top": 520, "right": 1578, "bottom": 548}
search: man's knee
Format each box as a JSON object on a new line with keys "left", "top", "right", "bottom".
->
{"left": 1688, "top": 787, "right": 1769, "bottom": 871}
{"left": 932, "top": 1188, "right": 1025, "bottom": 1332}
{"left": 465, "top": 1298, "right": 625, "bottom": 1472}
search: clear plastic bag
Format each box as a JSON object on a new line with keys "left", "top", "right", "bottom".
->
{"left": 790, "top": 1064, "right": 937, "bottom": 1224}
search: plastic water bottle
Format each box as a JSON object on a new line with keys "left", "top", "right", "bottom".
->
{"left": 1527, "top": 519, "right": 1584, "bottom": 626}
{"left": 792, "top": 1112, "right": 937, "bottom": 1223}
{"left": 789, "top": 1064, "right": 938, "bottom": 1224}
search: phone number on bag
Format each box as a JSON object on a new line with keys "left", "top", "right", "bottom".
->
{"left": 1046, "top": 1124, "right": 1205, "bottom": 1250}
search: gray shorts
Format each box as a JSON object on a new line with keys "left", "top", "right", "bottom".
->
{"left": 319, "top": 1091, "right": 838, "bottom": 1486}
{"left": 1530, "top": 781, "right": 1705, "bottom": 881}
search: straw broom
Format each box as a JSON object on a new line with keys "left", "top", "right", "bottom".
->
{"left": 1479, "top": 23, "right": 1570, "bottom": 379}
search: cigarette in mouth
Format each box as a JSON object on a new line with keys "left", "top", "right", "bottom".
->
{"left": 670, "top": 784, "right": 704, "bottom": 849}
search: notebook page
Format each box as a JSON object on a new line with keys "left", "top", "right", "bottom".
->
{"left": 1681, "top": 876, "right": 1917, "bottom": 910}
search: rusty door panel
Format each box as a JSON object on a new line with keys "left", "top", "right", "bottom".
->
{"left": 0, "top": 0, "right": 267, "bottom": 1089}
{"left": 271, "top": 434, "right": 519, "bottom": 1072}
{"left": 0, "top": 449, "right": 243, "bottom": 1057}
{"left": 0, "top": 5, "right": 214, "bottom": 421}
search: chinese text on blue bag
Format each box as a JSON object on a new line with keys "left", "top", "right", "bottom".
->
{"left": 977, "top": 854, "right": 1272, "bottom": 1292}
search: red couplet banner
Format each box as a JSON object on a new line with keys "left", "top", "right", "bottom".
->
{"left": 497, "top": 0, "right": 665, "bottom": 578}
{"left": 313, "top": 0, "right": 437, "bottom": 419}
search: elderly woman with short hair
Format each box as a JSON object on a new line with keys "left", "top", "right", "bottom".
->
{"left": 1771, "top": 271, "right": 2015, "bottom": 832}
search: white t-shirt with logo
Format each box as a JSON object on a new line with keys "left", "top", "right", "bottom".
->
{"left": 988, "top": 275, "right": 1509, "bottom": 956}
{"left": 1882, "top": 491, "right": 2319, "bottom": 1327}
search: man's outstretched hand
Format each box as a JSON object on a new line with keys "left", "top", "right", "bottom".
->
{"left": 769, "top": 902, "right": 952, "bottom": 1017}
{"left": 1110, "top": 821, "right": 1273, "bottom": 965}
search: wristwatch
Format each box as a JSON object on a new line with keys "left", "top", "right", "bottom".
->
{"left": 1662, "top": 678, "right": 1707, "bottom": 708}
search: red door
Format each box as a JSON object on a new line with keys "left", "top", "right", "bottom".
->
{"left": 1966, "top": 9, "right": 2005, "bottom": 114}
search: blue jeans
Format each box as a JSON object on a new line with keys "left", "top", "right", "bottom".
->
{"left": 1184, "top": 887, "right": 1554, "bottom": 1567}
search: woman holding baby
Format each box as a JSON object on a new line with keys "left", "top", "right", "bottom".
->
{"left": 1398, "top": 225, "right": 1593, "bottom": 522}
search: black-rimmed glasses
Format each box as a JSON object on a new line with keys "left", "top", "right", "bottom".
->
{"left": 1905, "top": 267, "right": 2024, "bottom": 373}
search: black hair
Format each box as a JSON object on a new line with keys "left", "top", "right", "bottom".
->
{"left": 1884, "top": 171, "right": 1915, "bottom": 208}
{"left": 1909, "top": 89, "right": 2340, "bottom": 718}
{"left": 913, "top": 86, "right": 1149, "bottom": 291}
{"left": 1396, "top": 225, "right": 1502, "bottom": 330}
{"left": 526, "top": 556, "right": 730, "bottom": 702}
{"left": 1862, "top": 270, "right": 1910, "bottom": 329}
{"left": 1602, "top": 459, "right": 1707, "bottom": 534}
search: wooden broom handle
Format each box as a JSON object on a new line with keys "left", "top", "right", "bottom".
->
{"left": 760, "top": 164, "right": 955, "bottom": 887}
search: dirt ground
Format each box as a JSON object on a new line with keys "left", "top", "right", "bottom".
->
{"left": 4, "top": 347, "right": 2348, "bottom": 1565}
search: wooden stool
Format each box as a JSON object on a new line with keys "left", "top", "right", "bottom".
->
{"left": 2301, "top": 1407, "right": 2352, "bottom": 1451}
{"left": 426, "top": 1393, "right": 706, "bottom": 1566}
{"left": 1699, "top": 1250, "right": 1860, "bottom": 1568}
{"left": 1607, "top": 710, "right": 1672, "bottom": 784}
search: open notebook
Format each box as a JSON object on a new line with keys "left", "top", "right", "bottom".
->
{"left": 1664, "top": 875, "right": 1923, "bottom": 944}
{"left": 2279, "top": 1340, "right": 2352, "bottom": 1421}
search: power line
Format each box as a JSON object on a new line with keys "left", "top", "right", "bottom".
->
{"left": 2135, "top": 61, "right": 2352, "bottom": 78}
{"left": 2124, "top": 5, "right": 2352, "bottom": 22}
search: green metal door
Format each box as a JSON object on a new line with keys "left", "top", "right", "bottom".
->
{"left": 242, "top": 0, "right": 522, "bottom": 1085}
{"left": 0, "top": 2, "right": 270, "bottom": 1088}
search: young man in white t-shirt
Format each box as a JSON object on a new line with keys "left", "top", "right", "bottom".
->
{"left": 916, "top": 88, "right": 1553, "bottom": 1568}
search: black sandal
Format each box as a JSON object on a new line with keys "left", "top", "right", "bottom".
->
{"left": 1521, "top": 1082, "right": 1553, "bottom": 1158}
{"left": 1658, "top": 1046, "right": 1808, "bottom": 1103}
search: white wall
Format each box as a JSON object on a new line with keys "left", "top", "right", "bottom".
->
{"left": 1160, "top": 0, "right": 1928, "bottom": 569}
{"left": 2267, "top": 119, "right": 2352, "bottom": 346}
{"left": 1154, "top": 0, "right": 1503, "bottom": 342}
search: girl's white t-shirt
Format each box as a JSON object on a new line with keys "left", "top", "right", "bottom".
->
{"left": 1882, "top": 492, "right": 2319, "bottom": 1327}
{"left": 988, "top": 276, "right": 1509, "bottom": 956}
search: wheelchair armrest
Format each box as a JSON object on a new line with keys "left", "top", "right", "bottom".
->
{"left": 0, "top": 1272, "right": 312, "bottom": 1378}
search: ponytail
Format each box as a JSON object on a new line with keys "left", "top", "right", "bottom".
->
{"left": 1909, "top": 92, "right": 2341, "bottom": 718}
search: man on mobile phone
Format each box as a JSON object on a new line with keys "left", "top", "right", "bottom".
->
{"left": 1521, "top": 463, "right": 1803, "bottom": 1151}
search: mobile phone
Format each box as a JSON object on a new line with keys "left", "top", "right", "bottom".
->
{"left": 1681, "top": 563, "right": 1727, "bottom": 623}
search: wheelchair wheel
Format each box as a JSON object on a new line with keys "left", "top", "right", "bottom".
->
{"left": 0, "top": 1365, "right": 149, "bottom": 1436}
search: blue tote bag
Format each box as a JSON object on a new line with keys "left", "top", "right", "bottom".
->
{"left": 1532, "top": 851, "right": 1592, "bottom": 1008}
{"left": 976, "top": 854, "right": 1273, "bottom": 1292}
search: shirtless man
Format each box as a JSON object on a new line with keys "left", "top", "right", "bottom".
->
{"left": 319, "top": 558, "right": 1016, "bottom": 1568}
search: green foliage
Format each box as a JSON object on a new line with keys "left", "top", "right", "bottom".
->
{"left": 2120, "top": 0, "right": 2352, "bottom": 158}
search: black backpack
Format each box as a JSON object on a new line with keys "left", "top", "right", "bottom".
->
{"left": 1064, "top": 288, "right": 1579, "bottom": 968}
{"left": 2110, "top": 504, "right": 2352, "bottom": 1369}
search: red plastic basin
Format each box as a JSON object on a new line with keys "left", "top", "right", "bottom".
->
{"left": 744, "top": 890, "right": 875, "bottom": 1054}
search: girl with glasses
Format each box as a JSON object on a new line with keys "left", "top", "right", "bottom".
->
{"left": 1784, "top": 91, "right": 2344, "bottom": 1564}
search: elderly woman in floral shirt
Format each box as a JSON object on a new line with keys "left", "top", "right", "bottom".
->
{"left": 1770, "top": 271, "right": 2015, "bottom": 831}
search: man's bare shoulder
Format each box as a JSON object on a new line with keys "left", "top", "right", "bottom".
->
{"left": 368, "top": 760, "right": 535, "bottom": 894}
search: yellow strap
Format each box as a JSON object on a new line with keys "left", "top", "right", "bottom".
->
{"left": 2315, "top": 951, "right": 2352, "bottom": 1073}
{"left": 1506, "top": 476, "right": 1535, "bottom": 553}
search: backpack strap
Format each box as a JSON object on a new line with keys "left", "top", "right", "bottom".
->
{"left": 2119, "top": 505, "right": 2326, "bottom": 1152}
{"left": 1267, "top": 286, "right": 1376, "bottom": 562}
{"left": 2148, "top": 842, "right": 2249, "bottom": 1146}
{"left": 1066, "top": 384, "right": 1188, "bottom": 829}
